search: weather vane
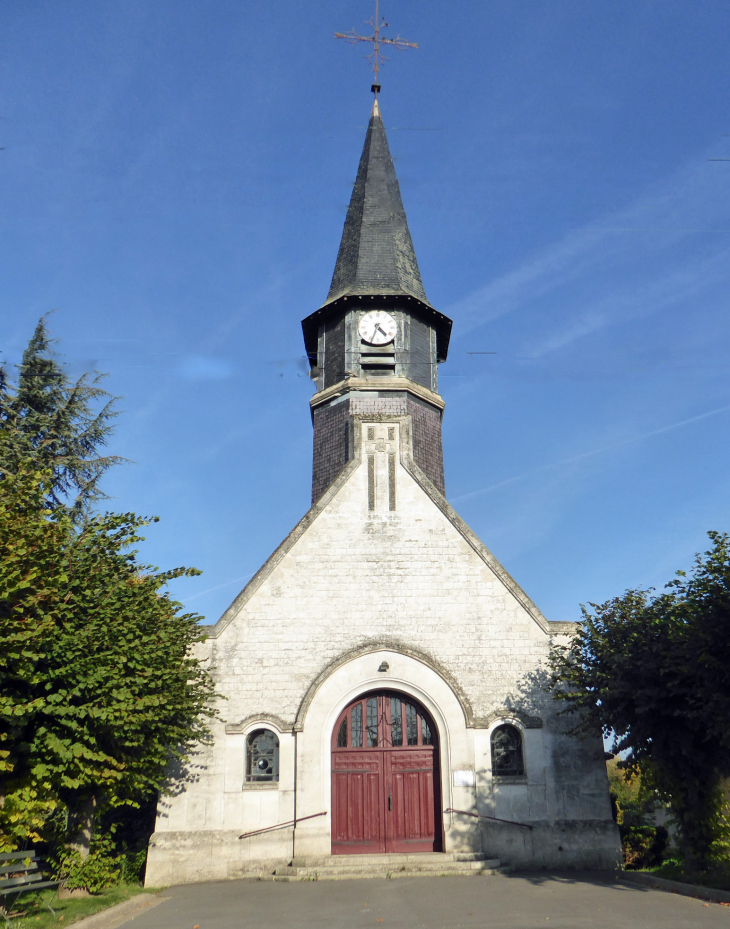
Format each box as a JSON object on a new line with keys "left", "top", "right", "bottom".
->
{"left": 335, "top": 0, "right": 418, "bottom": 96}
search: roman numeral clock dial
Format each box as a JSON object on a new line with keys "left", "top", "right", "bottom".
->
{"left": 359, "top": 310, "right": 397, "bottom": 346}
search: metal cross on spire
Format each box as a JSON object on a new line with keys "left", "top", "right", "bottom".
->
{"left": 335, "top": 0, "right": 418, "bottom": 96}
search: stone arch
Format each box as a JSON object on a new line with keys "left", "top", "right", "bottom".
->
{"left": 475, "top": 707, "right": 543, "bottom": 730}
{"left": 285, "top": 645, "right": 481, "bottom": 858}
{"left": 293, "top": 637, "right": 475, "bottom": 731}
{"left": 224, "top": 712, "right": 291, "bottom": 735}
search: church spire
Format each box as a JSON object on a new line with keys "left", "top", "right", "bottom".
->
{"left": 303, "top": 95, "right": 452, "bottom": 505}
{"left": 324, "top": 101, "right": 431, "bottom": 308}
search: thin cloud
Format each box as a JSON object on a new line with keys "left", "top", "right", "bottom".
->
{"left": 523, "top": 245, "right": 730, "bottom": 360}
{"left": 451, "top": 403, "right": 730, "bottom": 505}
{"left": 183, "top": 572, "right": 256, "bottom": 604}
{"left": 446, "top": 140, "right": 730, "bottom": 342}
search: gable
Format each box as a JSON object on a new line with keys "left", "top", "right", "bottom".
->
{"left": 208, "top": 416, "right": 576, "bottom": 642}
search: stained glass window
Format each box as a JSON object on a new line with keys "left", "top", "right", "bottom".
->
{"left": 334, "top": 695, "right": 437, "bottom": 751}
{"left": 352, "top": 703, "right": 363, "bottom": 748}
{"left": 491, "top": 725, "right": 524, "bottom": 776}
{"left": 366, "top": 697, "right": 378, "bottom": 747}
{"left": 246, "top": 729, "right": 279, "bottom": 782}
{"left": 406, "top": 703, "right": 418, "bottom": 745}
{"left": 391, "top": 697, "right": 402, "bottom": 746}
{"left": 336, "top": 717, "right": 347, "bottom": 748}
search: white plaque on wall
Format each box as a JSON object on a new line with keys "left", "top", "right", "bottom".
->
{"left": 453, "top": 769, "right": 475, "bottom": 787}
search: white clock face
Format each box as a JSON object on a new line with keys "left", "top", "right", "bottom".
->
{"left": 359, "top": 310, "right": 397, "bottom": 346}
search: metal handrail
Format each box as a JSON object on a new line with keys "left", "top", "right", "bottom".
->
{"left": 238, "top": 811, "right": 327, "bottom": 841}
{"left": 445, "top": 807, "right": 534, "bottom": 830}
{"left": 239, "top": 805, "right": 532, "bottom": 841}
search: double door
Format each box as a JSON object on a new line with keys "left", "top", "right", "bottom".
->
{"left": 331, "top": 692, "right": 440, "bottom": 855}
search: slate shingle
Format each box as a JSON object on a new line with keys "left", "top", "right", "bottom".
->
{"left": 325, "top": 103, "right": 431, "bottom": 307}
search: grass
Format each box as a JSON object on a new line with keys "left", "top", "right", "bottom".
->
{"left": 640, "top": 858, "right": 730, "bottom": 893}
{"left": 1, "top": 883, "right": 153, "bottom": 929}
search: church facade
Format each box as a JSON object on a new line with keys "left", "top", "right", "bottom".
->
{"left": 144, "top": 99, "right": 621, "bottom": 886}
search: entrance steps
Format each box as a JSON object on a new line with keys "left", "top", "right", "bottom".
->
{"left": 273, "top": 852, "right": 506, "bottom": 881}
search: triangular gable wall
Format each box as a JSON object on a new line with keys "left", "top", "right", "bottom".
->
{"left": 209, "top": 416, "right": 576, "bottom": 642}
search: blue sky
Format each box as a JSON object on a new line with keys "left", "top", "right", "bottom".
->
{"left": 1, "top": 0, "right": 729, "bottom": 625}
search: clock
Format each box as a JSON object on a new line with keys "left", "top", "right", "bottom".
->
{"left": 359, "top": 310, "right": 397, "bottom": 346}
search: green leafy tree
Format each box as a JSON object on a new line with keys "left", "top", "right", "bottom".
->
{"left": 549, "top": 532, "right": 730, "bottom": 870}
{"left": 0, "top": 316, "right": 122, "bottom": 521}
{"left": 606, "top": 759, "right": 668, "bottom": 869}
{"left": 0, "top": 462, "right": 218, "bottom": 855}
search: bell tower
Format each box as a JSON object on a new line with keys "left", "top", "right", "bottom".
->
{"left": 302, "top": 98, "right": 452, "bottom": 502}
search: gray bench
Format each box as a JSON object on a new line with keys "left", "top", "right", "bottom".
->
{"left": 0, "top": 851, "right": 59, "bottom": 925}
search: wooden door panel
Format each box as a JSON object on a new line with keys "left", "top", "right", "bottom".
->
{"left": 332, "top": 771, "right": 350, "bottom": 841}
{"left": 332, "top": 753, "right": 382, "bottom": 775}
{"left": 403, "top": 772, "right": 422, "bottom": 838}
{"left": 388, "top": 749, "right": 435, "bottom": 772}
{"left": 419, "top": 770, "right": 435, "bottom": 837}
{"left": 331, "top": 694, "right": 441, "bottom": 855}
{"left": 384, "top": 750, "right": 437, "bottom": 853}
{"left": 331, "top": 752, "right": 385, "bottom": 854}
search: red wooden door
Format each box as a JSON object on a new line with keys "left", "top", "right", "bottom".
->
{"left": 331, "top": 692, "right": 440, "bottom": 855}
{"left": 385, "top": 749, "right": 438, "bottom": 852}
{"left": 331, "top": 750, "right": 385, "bottom": 853}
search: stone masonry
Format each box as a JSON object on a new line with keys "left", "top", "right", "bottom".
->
{"left": 312, "top": 391, "right": 444, "bottom": 503}
{"left": 145, "top": 417, "right": 620, "bottom": 886}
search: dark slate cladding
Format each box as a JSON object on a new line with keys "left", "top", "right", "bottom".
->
{"left": 312, "top": 400, "right": 351, "bottom": 503}
{"left": 323, "top": 312, "right": 346, "bottom": 389}
{"left": 312, "top": 393, "right": 445, "bottom": 504}
{"left": 406, "top": 315, "right": 434, "bottom": 390}
{"left": 407, "top": 394, "right": 445, "bottom": 495}
{"left": 327, "top": 109, "right": 430, "bottom": 306}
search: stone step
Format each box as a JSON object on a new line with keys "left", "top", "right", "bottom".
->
{"left": 295, "top": 863, "right": 500, "bottom": 877}
{"left": 274, "top": 854, "right": 504, "bottom": 881}
{"left": 291, "top": 852, "right": 487, "bottom": 868}
{"left": 299, "top": 859, "right": 499, "bottom": 873}
{"left": 276, "top": 863, "right": 506, "bottom": 882}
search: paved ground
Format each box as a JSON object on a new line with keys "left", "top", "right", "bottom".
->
{"left": 121, "top": 872, "right": 730, "bottom": 929}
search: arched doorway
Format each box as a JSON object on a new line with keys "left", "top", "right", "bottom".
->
{"left": 331, "top": 691, "right": 441, "bottom": 855}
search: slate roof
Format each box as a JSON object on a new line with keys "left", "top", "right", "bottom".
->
{"left": 324, "top": 99, "right": 431, "bottom": 307}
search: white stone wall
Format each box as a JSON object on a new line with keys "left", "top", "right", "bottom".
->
{"left": 146, "top": 418, "right": 620, "bottom": 885}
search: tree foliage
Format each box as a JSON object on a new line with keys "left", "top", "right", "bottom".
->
{"left": 0, "top": 463, "right": 218, "bottom": 853}
{"left": 606, "top": 759, "right": 668, "bottom": 869}
{"left": 0, "top": 316, "right": 122, "bottom": 520}
{"left": 549, "top": 531, "right": 730, "bottom": 868}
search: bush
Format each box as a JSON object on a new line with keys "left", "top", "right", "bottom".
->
{"left": 44, "top": 801, "right": 155, "bottom": 892}
{"left": 607, "top": 759, "right": 669, "bottom": 869}
{"left": 53, "top": 834, "right": 123, "bottom": 894}
{"left": 621, "top": 823, "right": 669, "bottom": 870}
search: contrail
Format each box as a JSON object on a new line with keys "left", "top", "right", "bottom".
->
{"left": 451, "top": 403, "right": 730, "bottom": 504}
{"left": 183, "top": 572, "right": 256, "bottom": 604}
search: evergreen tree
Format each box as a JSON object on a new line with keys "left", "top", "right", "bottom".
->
{"left": 0, "top": 320, "right": 217, "bottom": 878}
{"left": 0, "top": 316, "right": 122, "bottom": 520}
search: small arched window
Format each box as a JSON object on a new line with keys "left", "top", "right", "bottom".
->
{"left": 246, "top": 729, "right": 279, "bottom": 782}
{"left": 491, "top": 724, "right": 525, "bottom": 777}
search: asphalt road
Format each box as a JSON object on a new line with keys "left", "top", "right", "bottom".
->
{"left": 120, "top": 872, "right": 730, "bottom": 929}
